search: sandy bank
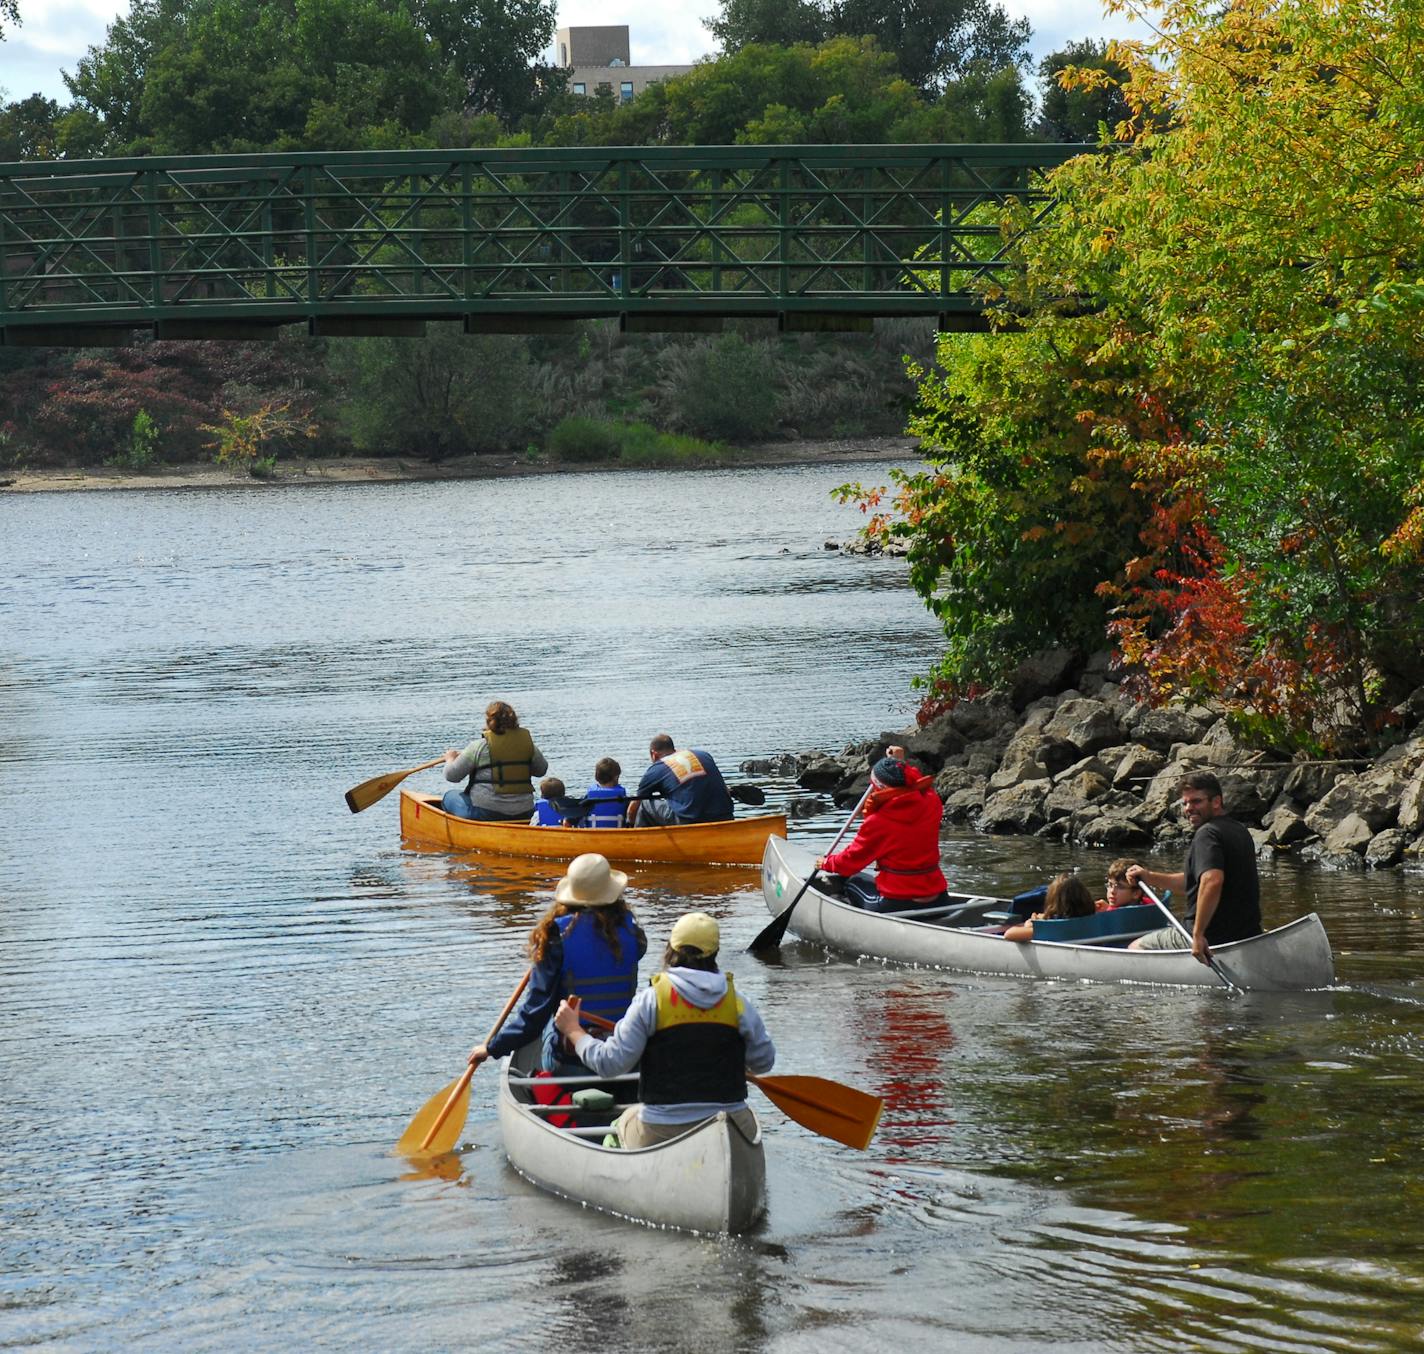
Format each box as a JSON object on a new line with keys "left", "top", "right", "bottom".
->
{"left": 0, "top": 435, "right": 919, "bottom": 494}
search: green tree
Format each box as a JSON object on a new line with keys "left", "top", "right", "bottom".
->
{"left": 415, "top": 0, "right": 561, "bottom": 124}
{"left": 0, "top": 93, "right": 60, "bottom": 159}
{"left": 1036, "top": 39, "right": 1130, "bottom": 142}
{"left": 854, "top": 0, "right": 1424, "bottom": 747}
{"left": 709, "top": 0, "right": 1029, "bottom": 91}
{"left": 0, "top": 0, "right": 19, "bottom": 41}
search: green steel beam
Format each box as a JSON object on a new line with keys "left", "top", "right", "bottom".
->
{"left": 0, "top": 144, "right": 1092, "bottom": 343}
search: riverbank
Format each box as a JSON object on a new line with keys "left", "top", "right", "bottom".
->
{"left": 747, "top": 647, "right": 1424, "bottom": 873}
{"left": 0, "top": 434, "right": 918, "bottom": 494}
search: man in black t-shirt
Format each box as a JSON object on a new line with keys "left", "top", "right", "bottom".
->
{"left": 1127, "top": 771, "right": 1262, "bottom": 964}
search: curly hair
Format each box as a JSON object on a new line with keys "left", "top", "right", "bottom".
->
{"left": 528, "top": 900, "right": 632, "bottom": 965}
{"left": 485, "top": 700, "right": 520, "bottom": 735}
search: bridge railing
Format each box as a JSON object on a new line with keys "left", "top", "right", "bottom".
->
{"left": 0, "top": 144, "right": 1088, "bottom": 342}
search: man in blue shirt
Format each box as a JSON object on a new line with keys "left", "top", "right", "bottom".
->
{"left": 628, "top": 732, "right": 734, "bottom": 826}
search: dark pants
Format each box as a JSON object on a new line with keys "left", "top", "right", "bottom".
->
{"left": 844, "top": 871, "right": 948, "bottom": 914}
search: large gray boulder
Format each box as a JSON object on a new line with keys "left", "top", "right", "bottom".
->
{"left": 1398, "top": 766, "right": 1424, "bottom": 834}
{"left": 978, "top": 780, "right": 1050, "bottom": 833}
{"left": 934, "top": 766, "right": 986, "bottom": 801}
{"left": 988, "top": 736, "right": 1080, "bottom": 791}
{"left": 1043, "top": 697, "right": 1125, "bottom": 756}
{"left": 942, "top": 786, "right": 989, "bottom": 822}
{"left": 903, "top": 712, "right": 967, "bottom": 767}
{"left": 949, "top": 697, "right": 1016, "bottom": 742}
{"left": 797, "top": 758, "right": 845, "bottom": 791}
{"left": 1305, "top": 767, "right": 1407, "bottom": 837}
{"left": 1139, "top": 765, "right": 1187, "bottom": 826}
{"left": 1323, "top": 813, "right": 1374, "bottom": 855}
{"left": 1365, "top": 829, "right": 1407, "bottom": 869}
{"left": 1113, "top": 743, "right": 1167, "bottom": 788}
{"left": 1009, "top": 648, "right": 1080, "bottom": 710}
{"left": 1044, "top": 770, "right": 1112, "bottom": 822}
{"left": 1079, "top": 815, "right": 1154, "bottom": 848}
{"left": 1129, "top": 703, "right": 1216, "bottom": 750}
{"left": 1053, "top": 755, "right": 1110, "bottom": 784}
{"left": 1262, "top": 803, "right": 1312, "bottom": 847}
{"left": 1216, "top": 768, "right": 1289, "bottom": 824}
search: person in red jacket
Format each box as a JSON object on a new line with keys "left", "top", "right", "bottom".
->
{"left": 815, "top": 751, "right": 949, "bottom": 912}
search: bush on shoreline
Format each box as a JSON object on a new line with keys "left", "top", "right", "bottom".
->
{"left": 543, "top": 416, "right": 728, "bottom": 468}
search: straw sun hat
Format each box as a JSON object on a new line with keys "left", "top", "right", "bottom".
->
{"left": 553, "top": 853, "right": 628, "bottom": 908}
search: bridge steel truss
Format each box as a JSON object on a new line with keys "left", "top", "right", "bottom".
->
{"left": 0, "top": 144, "right": 1087, "bottom": 344}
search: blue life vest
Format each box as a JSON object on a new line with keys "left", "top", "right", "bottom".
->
{"left": 582, "top": 784, "right": 627, "bottom": 829}
{"left": 531, "top": 798, "right": 564, "bottom": 825}
{"left": 555, "top": 911, "right": 640, "bottom": 1026}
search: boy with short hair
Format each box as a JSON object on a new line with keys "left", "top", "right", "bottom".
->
{"left": 1097, "top": 858, "right": 1144, "bottom": 910}
{"left": 530, "top": 776, "right": 568, "bottom": 826}
{"left": 582, "top": 757, "right": 627, "bottom": 829}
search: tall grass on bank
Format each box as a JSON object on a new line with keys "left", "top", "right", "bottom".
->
{"left": 544, "top": 417, "right": 731, "bottom": 468}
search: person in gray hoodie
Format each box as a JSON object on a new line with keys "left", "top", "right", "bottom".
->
{"left": 552, "top": 911, "right": 775, "bottom": 1149}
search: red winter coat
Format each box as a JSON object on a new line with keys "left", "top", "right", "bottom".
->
{"left": 822, "top": 769, "right": 947, "bottom": 900}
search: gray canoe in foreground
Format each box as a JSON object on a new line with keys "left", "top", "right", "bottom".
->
{"left": 498, "top": 1042, "right": 767, "bottom": 1235}
{"left": 761, "top": 837, "right": 1335, "bottom": 992}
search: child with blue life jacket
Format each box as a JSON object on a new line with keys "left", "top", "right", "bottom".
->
{"left": 1003, "top": 872, "right": 1095, "bottom": 942}
{"left": 530, "top": 776, "right": 568, "bottom": 826}
{"left": 467, "top": 854, "right": 646, "bottom": 1074}
{"left": 553, "top": 911, "right": 775, "bottom": 1149}
{"left": 581, "top": 757, "right": 627, "bottom": 829}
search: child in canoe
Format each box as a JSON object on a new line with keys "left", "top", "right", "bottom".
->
{"left": 467, "top": 854, "right": 646, "bottom": 1074}
{"left": 530, "top": 776, "right": 568, "bottom": 825}
{"left": 580, "top": 758, "right": 627, "bottom": 829}
{"left": 1003, "top": 872, "right": 1095, "bottom": 942}
{"left": 1097, "top": 858, "right": 1145, "bottom": 911}
{"left": 552, "top": 911, "right": 775, "bottom": 1148}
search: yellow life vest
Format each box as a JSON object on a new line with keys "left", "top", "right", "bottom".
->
{"left": 481, "top": 726, "right": 536, "bottom": 796}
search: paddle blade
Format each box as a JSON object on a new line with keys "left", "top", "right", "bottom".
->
{"left": 396, "top": 1075, "right": 472, "bottom": 1157}
{"left": 747, "top": 905, "right": 797, "bottom": 953}
{"left": 751, "top": 1073, "right": 884, "bottom": 1151}
{"left": 345, "top": 768, "right": 410, "bottom": 814}
{"left": 730, "top": 783, "right": 766, "bottom": 807}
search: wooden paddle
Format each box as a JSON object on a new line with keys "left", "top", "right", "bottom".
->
{"left": 396, "top": 969, "right": 531, "bottom": 1156}
{"left": 580, "top": 1010, "right": 883, "bottom": 1151}
{"left": 747, "top": 787, "right": 871, "bottom": 953}
{"left": 1138, "top": 881, "right": 1241, "bottom": 995}
{"left": 345, "top": 754, "right": 446, "bottom": 814}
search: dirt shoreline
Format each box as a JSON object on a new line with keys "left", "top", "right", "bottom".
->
{"left": 0, "top": 435, "right": 919, "bottom": 494}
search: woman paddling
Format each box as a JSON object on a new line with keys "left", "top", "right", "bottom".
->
{"left": 815, "top": 750, "right": 949, "bottom": 913}
{"left": 468, "top": 853, "right": 647, "bottom": 1074}
{"left": 441, "top": 700, "right": 549, "bottom": 822}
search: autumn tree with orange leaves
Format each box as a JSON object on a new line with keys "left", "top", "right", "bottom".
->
{"left": 845, "top": 0, "right": 1424, "bottom": 751}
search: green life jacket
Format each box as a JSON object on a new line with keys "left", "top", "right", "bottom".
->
{"left": 481, "top": 726, "right": 536, "bottom": 796}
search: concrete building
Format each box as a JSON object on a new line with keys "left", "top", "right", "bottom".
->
{"left": 556, "top": 25, "right": 694, "bottom": 103}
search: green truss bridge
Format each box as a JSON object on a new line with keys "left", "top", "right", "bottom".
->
{"left": 0, "top": 143, "right": 1087, "bottom": 345}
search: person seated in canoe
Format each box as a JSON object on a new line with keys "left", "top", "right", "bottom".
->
{"left": 441, "top": 700, "right": 549, "bottom": 822}
{"left": 552, "top": 911, "right": 774, "bottom": 1148}
{"left": 626, "top": 733, "right": 734, "bottom": 827}
{"left": 814, "top": 751, "right": 950, "bottom": 913}
{"left": 581, "top": 757, "right": 628, "bottom": 829}
{"left": 1003, "top": 872, "right": 1095, "bottom": 942}
{"left": 467, "top": 853, "right": 647, "bottom": 1075}
{"left": 1096, "top": 858, "right": 1144, "bottom": 911}
{"left": 530, "top": 776, "right": 569, "bottom": 826}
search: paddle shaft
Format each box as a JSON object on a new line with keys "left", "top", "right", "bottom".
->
{"left": 417, "top": 968, "right": 531, "bottom": 1151}
{"left": 1138, "top": 882, "right": 1240, "bottom": 994}
{"left": 577, "top": 1009, "right": 877, "bottom": 1136}
{"left": 747, "top": 786, "right": 871, "bottom": 952}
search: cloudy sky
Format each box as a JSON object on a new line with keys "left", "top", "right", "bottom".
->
{"left": 2, "top": 0, "right": 1148, "bottom": 104}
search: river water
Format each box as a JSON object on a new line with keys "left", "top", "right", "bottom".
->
{"left": 2, "top": 463, "right": 1422, "bottom": 1352}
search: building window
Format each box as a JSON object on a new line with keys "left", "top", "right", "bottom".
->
{"left": 559, "top": 43, "right": 568, "bottom": 65}
{"left": 573, "top": 82, "right": 585, "bottom": 95}
{"left": 620, "top": 81, "right": 634, "bottom": 103}
{"left": 596, "top": 82, "right": 612, "bottom": 96}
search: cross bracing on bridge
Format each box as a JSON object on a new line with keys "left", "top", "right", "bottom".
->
{"left": 0, "top": 144, "right": 1087, "bottom": 345}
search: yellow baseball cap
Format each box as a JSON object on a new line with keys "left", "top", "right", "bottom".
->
{"left": 669, "top": 911, "right": 720, "bottom": 957}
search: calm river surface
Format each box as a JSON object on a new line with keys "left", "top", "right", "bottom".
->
{"left": 2, "top": 463, "right": 1422, "bottom": 1352}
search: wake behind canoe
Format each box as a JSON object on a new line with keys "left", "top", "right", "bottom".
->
{"left": 401, "top": 790, "right": 787, "bottom": 865}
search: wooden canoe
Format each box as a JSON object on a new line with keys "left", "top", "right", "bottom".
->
{"left": 497, "top": 1042, "right": 767, "bottom": 1234}
{"left": 761, "top": 836, "right": 1335, "bottom": 992}
{"left": 400, "top": 790, "right": 785, "bottom": 865}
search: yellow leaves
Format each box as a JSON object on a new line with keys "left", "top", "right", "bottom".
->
{"left": 1090, "top": 227, "right": 1119, "bottom": 256}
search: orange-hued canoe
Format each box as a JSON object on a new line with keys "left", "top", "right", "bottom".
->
{"left": 399, "top": 791, "right": 787, "bottom": 866}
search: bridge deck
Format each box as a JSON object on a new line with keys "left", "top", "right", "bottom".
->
{"left": 0, "top": 144, "right": 1087, "bottom": 343}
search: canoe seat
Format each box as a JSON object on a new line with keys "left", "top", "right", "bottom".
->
{"left": 1031, "top": 904, "right": 1164, "bottom": 947}
{"left": 879, "top": 897, "right": 1000, "bottom": 926}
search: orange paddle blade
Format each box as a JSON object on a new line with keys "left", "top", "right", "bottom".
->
{"left": 345, "top": 755, "right": 445, "bottom": 814}
{"left": 749, "top": 1073, "right": 884, "bottom": 1151}
{"left": 396, "top": 1073, "right": 472, "bottom": 1157}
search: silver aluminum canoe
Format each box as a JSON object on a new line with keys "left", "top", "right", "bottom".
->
{"left": 761, "top": 836, "right": 1334, "bottom": 991}
{"left": 497, "top": 1044, "right": 767, "bottom": 1235}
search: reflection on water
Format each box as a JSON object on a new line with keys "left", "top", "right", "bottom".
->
{"left": 1, "top": 465, "right": 1422, "bottom": 1350}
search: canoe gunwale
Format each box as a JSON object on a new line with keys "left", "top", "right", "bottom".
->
{"left": 399, "top": 789, "right": 785, "bottom": 865}
{"left": 761, "top": 836, "right": 1334, "bottom": 992}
